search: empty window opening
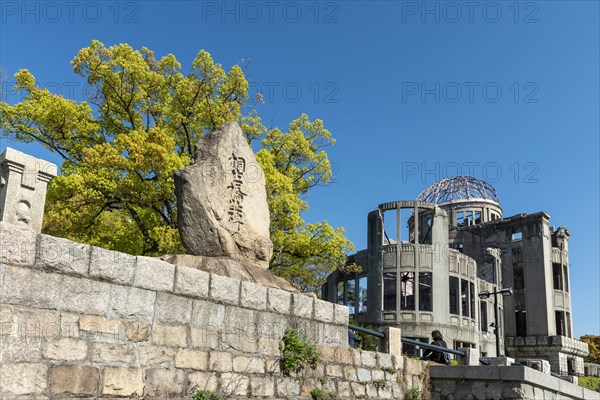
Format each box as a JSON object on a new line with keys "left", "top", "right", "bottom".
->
{"left": 358, "top": 277, "right": 368, "bottom": 312}
{"left": 401, "top": 208, "right": 413, "bottom": 244}
{"left": 383, "top": 272, "right": 397, "bottom": 311}
{"left": 449, "top": 276, "right": 459, "bottom": 315}
{"left": 465, "top": 211, "right": 474, "bottom": 226}
{"left": 461, "top": 279, "right": 470, "bottom": 317}
{"left": 347, "top": 279, "right": 357, "bottom": 314}
{"left": 400, "top": 272, "right": 415, "bottom": 310}
{"left": 563, "top": 265, "right": 569, "bottom": 292}
{"left": 555, "top": 311, "right": 566, "bottom": 336}
{"left": 553, "top": 263, "right": 563, "bottom": 290}
{"left": 419, "top": 272, "right": 433, "bottom": 311}
{"left": 568, "top": 358, "right": 576, "bottom": 375}
{"left": 417, "top": 208, "right": 434, "bottom": 245}
{"left": 513, "top": 262, "right": 525, "bottom": 290}
{"left": 516, "top": 310, "right": 527, "bottom": 337}
{"left": 480, "top": 301, "right": 488, "bottom": 332}
{"left": 383, "top": 207, "right": 414, "bottom": 244}
{"left": 512, "top": 231, "right": 522, "bottom": 241}
{"left": 474, "top": 211, "right": 482, "bottom": 224}
{"left": 456, "top": 211, "right": 465, "bottom": 227}
{"left": 470, "top": 282, "right": 476, "bottom": 319}
{"left": 382, "top": 209, "right": 398, "bottom": 245}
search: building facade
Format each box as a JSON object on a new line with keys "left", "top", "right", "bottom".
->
{"left": 323, "top": 176, "right": 588, "bottom": 375}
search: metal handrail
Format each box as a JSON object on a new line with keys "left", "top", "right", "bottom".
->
{"left": 550, "top": 371, "right": 572, "bottom": 381}
{"left": 348, "top": 324, "right": 491, "bottom": 365}
{"left": 348, "top": 324, "right": 496, "bottom": 366}
{"left": 401, "top": 337, "right": 466, "bottom": 357}
{"left": 348, "top": 324, "right": 385, "bottom": 339}
{"left": 347, "top": 324, "right": 464, "bottom": 356}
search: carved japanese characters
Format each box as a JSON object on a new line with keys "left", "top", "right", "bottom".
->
{"left": 174, "top": 122, "right": 273, "bottom": 269}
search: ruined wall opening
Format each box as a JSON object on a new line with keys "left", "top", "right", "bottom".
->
{"left": 512, "top": 231, "right": 522, "bottom": 241}
{"left": 335, "top": 275, "right": 368, "bottom": 315}
{"left": 515, "top": 310, "right": 527, "bottom": 337}
{"left": 400, "top": 272, "right": 415, "bottom": 310}
{"left": 419, "top": 272, "right": 433, "bottom": 312}
{"left": 449, "top": 276, "right": 459, "bottom": 315}
{"left": 382, "top": 207, "right": 413, "bottom": 244}
{"left": 553, "top": 263, "right": 563, "bottom": 290}
{"left": 513, "top": 261, "right": 525, "bottom": 290}
{"left": 555, "top": 311, "right": 566, "bottom": 336}
{"left": 480, "top": 301, "right": 488, "bottom": 332}
{"left": 383, "top": 272, "right": 397, "bottom": 311}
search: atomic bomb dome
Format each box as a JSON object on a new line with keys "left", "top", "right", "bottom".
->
{"left": 417, "top": 176, "right": 500, "bottom": 205}
{"left": 324, "top": 174, "right": 588, "bottom": 375}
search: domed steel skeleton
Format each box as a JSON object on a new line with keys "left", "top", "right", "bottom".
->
{"left": 417, "top": 176, "right": 499, "bottom": 205}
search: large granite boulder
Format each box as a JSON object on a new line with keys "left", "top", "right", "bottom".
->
{"left": 174, "top": 122, "right": 273, "bottom": 269}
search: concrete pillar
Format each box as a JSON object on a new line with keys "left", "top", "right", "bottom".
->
{"left": 380, "top": 326, "right": 402, "bottom": 358}
{"left": 0, "top": 148, "right": 57, "bottom": 233}
{"left": 366, "top": 210, "right": 383, "bottom": 323}
{"left": 457, "top": 347, "right": 480, "bottom": 366}
{"left": 547, "top": 352, "right": 568, "bottom": 375}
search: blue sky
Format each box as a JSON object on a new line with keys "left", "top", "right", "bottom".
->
{"left": 1, "top": 1, "right": 598, "bottom": 337}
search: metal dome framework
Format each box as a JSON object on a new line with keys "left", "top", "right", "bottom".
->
{"left": 417, "top": 176, "right": 499, "bottom": 205}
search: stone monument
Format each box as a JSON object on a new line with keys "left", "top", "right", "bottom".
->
{"left": 0, "top": 148, "right": 57, "bottom": 233}
{"left": 175, "top": 122, "right": 273, "bottom": 270}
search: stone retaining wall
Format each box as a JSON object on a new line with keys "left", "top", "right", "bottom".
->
{"left": 0, "top": 222, "right": 429, "bottom": 398}
{"left": 430, "top": 365, "right": 600, "bottom": 400}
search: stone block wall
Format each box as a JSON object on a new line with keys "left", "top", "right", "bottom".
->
{"left": 0, "top": 222, "right": 429, "bottom": 398}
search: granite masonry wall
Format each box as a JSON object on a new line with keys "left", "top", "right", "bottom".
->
{"left": 0, "top": 221, "right": 429, "bottom": 399}
{"left": 430, "top": 365, "right": 600, "bottom": 400}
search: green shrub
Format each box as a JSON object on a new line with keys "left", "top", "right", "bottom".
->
{"left": 579, "top": 376, "right": 600, "bottom": 391}
{"left": 381, "top": 366, "right": 397, "bottom": 374}
{"left": 372, "top": 378, "right": 388, "bottom": 389}
{"left": 280, "top": 328, "right": 320, "bottom": 375}
{"left": 310, "top": 387, "right": 336, "bottom": 399}
{"left": 407, "top": 387, "right": 421, "bottom": 400}
{"left": 192, "top": 389, "right": 219, "bottom": 400}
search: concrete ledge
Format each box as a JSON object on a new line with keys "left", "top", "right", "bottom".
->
{"left": 430, "top": 365, "right": 600, "bottom": 400}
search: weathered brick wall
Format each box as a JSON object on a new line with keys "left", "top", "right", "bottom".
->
{"left": 0, "top": 222, "right": 429, "bottom": 399}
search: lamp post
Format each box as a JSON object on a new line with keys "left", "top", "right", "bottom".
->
{"left": 479, "top": 287, "right": 513, "bottom": 356}
{"left": 480, "top": 247, "right": 511, "bottom": 357}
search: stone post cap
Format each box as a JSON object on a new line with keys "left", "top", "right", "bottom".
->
{"left": 0, "top": 147, "right": 58, "bottom": 233}
{"left": 0, "top": 147, "right": 58, "bottom": 180}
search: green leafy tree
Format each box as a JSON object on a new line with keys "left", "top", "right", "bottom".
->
{"left": 0, "top": 41, "right": 353, "bottom": 292}
{"left": 581, "top": 335, "right": 600, "bottom": 364}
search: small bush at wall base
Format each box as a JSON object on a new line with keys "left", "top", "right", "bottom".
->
{"left": 192, "top": 389, "right": 219, "bottom": 400}
{"left": 280, "top": 328, "right": 320, "bottom": 375}
{"left": 310, "top": 387, "right": 336, "bottom": 399}
{"left": 381, "top": 366, "right": 397, "bottom": 374}
{"left": 407, "top": 387, "right": 421, "bottom": 400}
{"left": 373, "top": 378, "right": 388, "bottom": 389}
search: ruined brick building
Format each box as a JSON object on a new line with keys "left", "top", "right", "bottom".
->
{"left": 323, "top": 176, "right": 588, "bottom": 375}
